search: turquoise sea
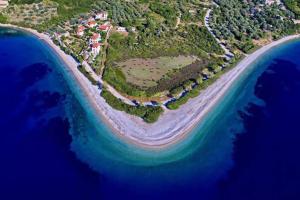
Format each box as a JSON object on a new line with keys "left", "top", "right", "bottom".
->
{"left": 0, "top": 28, "right": 300, "bottom": 200}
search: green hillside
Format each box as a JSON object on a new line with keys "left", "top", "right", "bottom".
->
{"left": 283, "top": 0, "right": 300, "bottom": 18}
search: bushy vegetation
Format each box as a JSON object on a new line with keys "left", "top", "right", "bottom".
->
{"left": 177, "top": 0, "right": 207, "bottom": 23}
{"left": 104, "top": 23, "right": 224, "bottom": 96}
{"left": 9, "top": 0, "right": 141, "bottom": 29}
{"left": 101, "top": 88, "right": 163, "bottom": 123}
{"left": 99, "top": 1, "right": 224, "bottom": 98}
{"left": 78, "top": 65, "right": 98, "bottom": 85}
{"left": 211, "top": 0, "right": 298, "bottom": 53}
{"left": 146, "top": 60, "right": 210, "bottom": 95}
{"left": 107, "top": 24, "right": 223, "bottom": 63}
{"left": 167, "top": 54, "right": 243, "bottom": 110}
{"left": 0, "top": 14, "right": 7, "bottom": 23}
{"left": 149, "top": 1, "right": 178, "bottom": 26}
{"left": 7, "top": 0, "right": 222, "bottom": 99}
{"left": 94, "top": 0, "right": 143, "bottom": 26}
{"left": 103, "top": 66, "right": 146, "bottom": 97}
{"left": 9, "top": 0, "right": 94, "bottom": 30}
{"left": 170, "top": 86, "right": 184, "bottom": 97}
{"left": 10, "top": 0, "right": 41, "bottom": 3}
{"left": 283, "top": 0, "right": 300, "bottom": 18}
{"left": 103, "top": 58, "right": 224, "bottom": 97}
{"left": 2, "top": 1, "right": 58, "bottom": 28}
{"left": 93, "top": 0, "right": 207, "bottom": 28}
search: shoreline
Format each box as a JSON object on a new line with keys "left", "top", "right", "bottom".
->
{"left": 1, "top": 24, "right": 299, "bottom": 149}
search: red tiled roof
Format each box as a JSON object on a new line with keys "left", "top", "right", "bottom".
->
{"left": 77, "top": 25, "right": 85, "bottom": 32}
{"left": 88, "top": 21, "right": 96, "bottom": 26}
{"left": 88, "top": 17, "right": 95, "bottom": 22}
{"left": 99, "top": 25, "right": 110, "bottom": 30}
{"left": 91, "top": 33, "right": 100, "bottom": 40}
{"left": 92, "top": 43, "right": 101, "bottom": 48}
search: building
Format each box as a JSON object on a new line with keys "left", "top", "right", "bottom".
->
{"left": 98, "top": 24, "right": 110, "bottom": 32}
{"left": 83, "top": 51, "right": 90, "bottom": 60}
{"left": 188, "top": 9, "right": 196, "bottom": 14}
{"left": 88, "top": 17, "right": 95, "bottom": 22}
{"left": 131, "top": 27, "right": 136, "bottom": 32}
{"left": 87, "top": 21, "right": 97, "bottom": 28}
{"left": 91, "top": 43, "right": 101, "bottom": 55}
{"left": 116, "top": 26, "right": 127, "bottom": 32}
{"left": 0, "top": 0, "right": 8, "bottom": 8}
{"left": 76, "top": 25, "right": 86, "bottom": 37}
{"left": 116, "top": 27, "right": 128, "bottom": 35}
{"left": 265, "top": 0, "right": 280, "bottom": 5}
{"left": 90, "top": 33, "right": 101, "bottom": 44}
{"left": 54, "top": 31, "right": 70, "bottom": 38}
{"left": 95, "top": 11, "right": 108, "bottom": 20}
{"left": 61, "top": 31, "right": 70, "bottom": 37}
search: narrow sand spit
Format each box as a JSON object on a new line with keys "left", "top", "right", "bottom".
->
{"left": 1, "top": 24, "right": 299, "bottom": 149}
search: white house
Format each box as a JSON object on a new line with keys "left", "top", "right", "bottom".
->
{"left": 131, "top": 27, "right": 136, "bottom": 32}
{"left": 61, "top": 32, "right": 70, "bottom": 37}
{"left": 188, "top": 9, "right": 196, "bottom": 14}
{"left": 87, "top": 21, "right": 97, "bottom": 28}
{"left": 54, "top": 31, "right": 70, "bottom": 38}
{"left": 265, "top": 0, "right": 280, "bottom": 5}
{"left": 77, "top": 30, "right": 84, "bottom": 37}
{"left": 88, "top": 17, "right": 95, "bottom": 22}
{"left": 83, "top": 51, "right": 90, "bottom": 60}
{"left": 0, "top": 0, "right": 8, "bottom": 8}
{"left": 116, "top": 26, "right": 127, "bottom": 32}
{"left": 95, "top": 11, "right": 108, "bottom": 20}
{"left": 92, "top": 43, "right": 101, "bottom": 55}
{"left": 76, "top": 25, "right": 86, "bottom": 37}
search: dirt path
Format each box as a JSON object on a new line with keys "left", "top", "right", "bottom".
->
{"left": 204, "top": 8, "right": 234, "bottom": 59}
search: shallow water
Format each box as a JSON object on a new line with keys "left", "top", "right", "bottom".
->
{"left": 0, "top": 28, "right": 300, "bottom": 200}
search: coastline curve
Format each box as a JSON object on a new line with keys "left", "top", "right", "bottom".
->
{"left": 1, "top": 23, "right": 299, "bottom": 149}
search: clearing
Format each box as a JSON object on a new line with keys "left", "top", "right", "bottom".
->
{"left": 117, "top": 56, "right": 198, "bottom": 89}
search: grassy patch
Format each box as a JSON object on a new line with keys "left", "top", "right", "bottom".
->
{"left": 117, "top": 56, "right": 198, "bottom": 89}
{"left": 104, "top": 58, "right": 216, "bottom": 97}
{"left": 103, "top": 66, "right": 146, "bottom": 97}
{"left": 0, "top": 14, "right": 8, "bottom": 23}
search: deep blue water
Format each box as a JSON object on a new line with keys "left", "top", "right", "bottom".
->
{"left": 216, "top": 59, "right": 300, "bottom": 200}
{"left": 0, "top": 28, "right": 300, "bottom": 200}
{"left": 0, "top": 29, "right": 101, "bottom": 199}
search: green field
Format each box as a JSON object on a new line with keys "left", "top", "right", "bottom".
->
{"left": 117, "top": 56, "right": 198, "bottom": 89}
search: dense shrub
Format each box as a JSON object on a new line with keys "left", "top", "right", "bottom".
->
{"left": 103, "top": 66, "right": 146, "bottom": 97}
{"left": 101, "top": 88, "right": 163, "bottom": 123}
{"left": 211, "top": 0, "right": 298, "bottom": 52}
{"left": 283, "top": 0, "right": 300, "bottom": 18}
{"left": 78, "top": 65, "right": 98, "bottom": 85}
{"left": 0, "top": 14, "right": 7, "bottom": 23}
{"left": 166, "top": 54, "right": 244, "bottom": 110}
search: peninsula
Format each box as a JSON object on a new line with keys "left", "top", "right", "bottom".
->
{"left": 1, "top": 0, "right": 300, "bottom": 148}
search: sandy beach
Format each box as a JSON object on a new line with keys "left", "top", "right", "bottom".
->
{"left": 1, "top": 24, "right": 299, "bottom": 149}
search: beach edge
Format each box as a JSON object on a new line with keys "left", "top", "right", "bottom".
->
{"left": 1, "top": 23, "right": 299, "bottom": 149}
